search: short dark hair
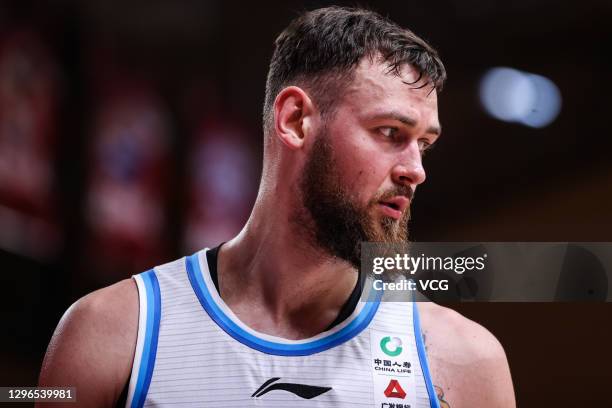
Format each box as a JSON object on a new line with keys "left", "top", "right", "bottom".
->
{"left": 263, "top": 6, "right": 446, "bottom": 132}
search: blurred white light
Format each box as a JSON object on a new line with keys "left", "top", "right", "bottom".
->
{"left": 520, "top": 73, "right": 562, "bottom": 128}
{"left": 479, "top": 67, "right": 562, "bottom": 128}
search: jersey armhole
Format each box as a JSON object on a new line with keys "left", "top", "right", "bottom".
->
{"left": 125, "top": 270, "right": 161, "bottom": 408}
{"left": 413, "top": 301, "right": 441, "bottom": 408}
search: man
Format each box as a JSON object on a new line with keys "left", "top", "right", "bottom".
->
{"left": 39, "top": 7, "right": 515, "bottom": 408}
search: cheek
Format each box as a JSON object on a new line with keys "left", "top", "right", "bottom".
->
{"left": 336, "top": 149, "right": 388, "bottom": 203}
{"left": 326, "top": 120, "right": 389, "bottom": 198}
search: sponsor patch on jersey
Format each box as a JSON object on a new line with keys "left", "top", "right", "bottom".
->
{"left": 371, "top": 330, "right": 416, "bottom": 408}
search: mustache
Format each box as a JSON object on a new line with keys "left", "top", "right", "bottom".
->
{"left": 376, "top": 185, "right": 415, "bottom": 202}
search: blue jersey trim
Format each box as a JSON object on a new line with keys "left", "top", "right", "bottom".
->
{"left": 413, "top": 301, "right": 440, "bottom": 408}
{"left": 186, "top": 252, "right": 381, "bottom": 356}
{"left": 131, "top": 270, "right": 161, "bottom": 408}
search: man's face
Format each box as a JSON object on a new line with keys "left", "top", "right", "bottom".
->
{"left": 299, "top": 58, "right": 441, "bottom": 267}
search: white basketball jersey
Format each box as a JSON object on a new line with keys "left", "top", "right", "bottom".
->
{"left": 125, "top": 249, "right": 440, "bottom": 408}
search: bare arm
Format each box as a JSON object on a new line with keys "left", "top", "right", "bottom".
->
{"left": 457, "top": 329, "right": 515, "bottom": 408}
{"left": 37, "top": 279, "right": 139, "bottom": 408}
{"left": 419, "top": 302, "right": 516, "bottom": 408}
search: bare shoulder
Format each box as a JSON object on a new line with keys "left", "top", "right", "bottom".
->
{"left": 417, "top": 302, "right": 516, "bottom": 408}
{"left": 417, "top": 302, "right": 505, "bottom": 360}
{"left": 38, "top": 279, "right": 139, "bottom": 407}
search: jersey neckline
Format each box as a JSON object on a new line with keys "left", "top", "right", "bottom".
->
{"left": 185, "top": 249, "right": 381, "bottom": 356}
{"left": 205, "top": 243, "right": 365, "bottom": 332}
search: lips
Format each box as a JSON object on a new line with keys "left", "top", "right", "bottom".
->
{"left": 379, "top": 196, "right": 410, "bottom": 220}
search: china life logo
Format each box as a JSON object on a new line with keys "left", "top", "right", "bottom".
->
{"left": 380, "top": 336, "right": 403, "bottom": 357}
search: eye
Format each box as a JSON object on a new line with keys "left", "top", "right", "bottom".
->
{"left": 378, "top": 126, "right": 400, "bottom": 140}
{"left": 418, "top": 139, "right": 434, "bottom": 155}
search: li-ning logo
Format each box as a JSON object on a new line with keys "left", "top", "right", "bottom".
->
{"left": 380, "top": 336, "right": 403, "bottom": 357}
{"left": 252, "top": 377, "right": 332, "bottom": 399}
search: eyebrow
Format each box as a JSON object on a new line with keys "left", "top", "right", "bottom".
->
{"left": 371, "top": 112, "right": 442, "bottom": 136}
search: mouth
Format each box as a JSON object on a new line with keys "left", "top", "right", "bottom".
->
{"left": 378, "top": 196, "right": 409, "bottom": 220}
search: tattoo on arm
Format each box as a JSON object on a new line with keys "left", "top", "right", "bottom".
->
{"left": 424, "top": 332, "right": 450, "bottom": 407}
{"left": 434, "top": 385, "right": 451, "bottom": 408}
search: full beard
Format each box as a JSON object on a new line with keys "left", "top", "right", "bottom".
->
{"left": 296, "top": 132, "right": 411, "bottom": 269}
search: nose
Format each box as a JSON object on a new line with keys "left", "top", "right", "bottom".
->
{"left": 391, "top": 147, "right": 426, "bottom": 187}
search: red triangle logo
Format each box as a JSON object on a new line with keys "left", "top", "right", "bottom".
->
{"left": 383, "top": 379, "right": 406, "bottom": 399}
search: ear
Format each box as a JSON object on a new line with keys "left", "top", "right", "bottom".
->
{"left": 273, "top": 86, "right": 315, "bottom": 150}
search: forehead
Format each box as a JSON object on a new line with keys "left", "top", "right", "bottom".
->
{"left": 340, "top": 57, "right": 439, "bottom": 123}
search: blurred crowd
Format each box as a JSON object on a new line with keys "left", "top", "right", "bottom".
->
{"left": 0, "top": 26, "right": 259, "bottom": 290}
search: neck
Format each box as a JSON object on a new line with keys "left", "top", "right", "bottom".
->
{"left": 217, "top": 189, "right": 358, "bottom": 340}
